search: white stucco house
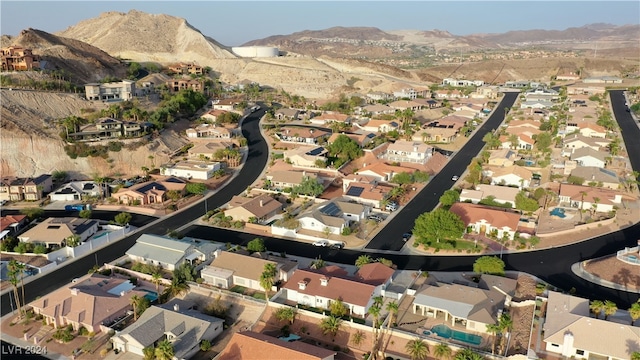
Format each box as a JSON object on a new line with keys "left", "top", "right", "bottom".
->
{"left": 298, "top": 199, "right": 370, "bottom": 235}
{"left": 160, "top": 160, "right": 221, "bottom": 180}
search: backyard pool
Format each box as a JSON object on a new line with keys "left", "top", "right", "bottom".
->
{"left": 278, "top": 334, "right": 301, "bottom": 342}
{"left": 550, "top": 208, "right": 566, "bottom": 218}
{"left": 431, "top": 324, "right": 482, "bottom": 346}
{"left": 142, "top": 290, "right": 158, "bottom": 302}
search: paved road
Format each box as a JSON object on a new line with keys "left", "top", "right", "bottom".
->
{"left": 0, "top": 109, "right": 270, "bottom": 316}
{"left": 365, "top": 92, "right": 519, "bottom": 251}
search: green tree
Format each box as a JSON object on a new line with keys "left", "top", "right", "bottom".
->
{"left": 534, "top": 132, "right": 552, "bottom": 152}
{"left": 603, "top": 300, "right": 617, "bottom": 320}
{"left": 454, "top": 347, "right": 485, "bottom": 360}
{"left": 632, "top": 352, "right": 640, "bottom": 360}
{"left": 154, "top": 339, "right": 175, "bottom": 360}
{"left": 260, "top": 263, "right": 277, "bottom": 302}
{"left": 275, "top": 306, "right": 296, "bottom": 324}
{"left": 51, "top": 170, "right": 68, "bottom": 182}
{"left": 485, "top": 323, "right": 501, "bottom": 354}
{"left": 355, "top": 255, "right": 373, "bottom": 268}
{"left": 439, "top": 189, "right": 460, "bottom": 207}
{"left": 20, "top": 208, "right": 43, "bottom": 220}
{"left": 351, "top": 330, "right": 365, "bottom": 346}
{"left": 629, "top": 301, "right": 640, "bottom": 325}
{"left": 200, "top": 339, "right": 212, "bottom": 352}
{"left": 78, "top": 209, "right": 92, "bottom": 219}
{"left": 567, "top": 175, "right": 584, "bottom": 185}
{"left": 589, "top": 300, "right": 604, "bottom": 319}
{"left": 7, "top": 260, "right": 24, "bottom": 318}
{"left": 114, "top": 212, "right": 132, "bottom": 226}
{"left": 330, "top": 298, "right": 348, "bottom": 317}
{"left": 320, "top": 315, "right": 343, "bottom": 337}
{"left": 326, "top": 134, "right": 363, "bottom": 166}
{"left": 247, "top": 238, "right": 266, "bottom": 253}
{"left": 130, "top": 294, "right": 142, "bottom": 321}
{"left": 292, "top": 177, "right": 324, "bottom": 197}
{"left": 473, "top": 256, "right": 505, "bottom": 275}
{"left": 515, "top": 191, "right": 539, "bottom": 212}
{"left": 65, "top": 234, "right": 82, "bottom": 248}
{"left": 413, "top": 208, "right": 465, "bottom": 244}
{"left": 185, "top": 183, "right": 207, "bottom": 195}
{"left": 405, "top": 338, "right": 430, "bottom": 360}
{"left": 151, "top": 272, "right": 163, "bottom": 294}
{"left": 143, "top": 346, "right": 154, "bottom": 360}
{"left": 433, "top": 343, "right": 453, "bottom": 360}
{"left": 391, "top": 172, "right": 413, "bottom": 185}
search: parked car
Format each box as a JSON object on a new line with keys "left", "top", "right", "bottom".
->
{"left": 367, "top": 214, "right": 384, "bottom": 223}
{"left": 313, "top": 240, "right": 329, "bottom": 247}
{"left": 330, "top": 242, "right": 345, "bottom": 250}
{"left": 385, "top": 202, "right": 398, "bottom": 212}
{"left": 402, "top": 231, "right": 413, "bottom": 242}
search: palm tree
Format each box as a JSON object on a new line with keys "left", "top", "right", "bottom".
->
{"left": 629, "top": 301, "right": 640, "bottom": 325}
{"left": 497, "top": 313, "right": 513, "bottom": 354}
{"left": 603, "top": 300, "right": 617, "bottom": 320}
{"left": 6, "top": 260, "right": 23, "bottom": 319}
{"left": 260, "top": 263, "right": 277, "bottom": 303}
{"left": 579, "top": 191, "right": 588, "bottom": 221}
{"left": 320, "top": 315, "right": 342, "bottom": 338}
{"left": 385, "top": 300, "right": 399, "bottom": 330}
{"left": 65, "top": 234, "right": 82, "bottom": 248}
{"left": 130, "top": 294, "right": 142, "bottom": 321}
{"left": 351, "top": 330, "right": 365, "bottom": 347}
{"left": 405, "top": 338, "right": 429, "bottom": 360}
{"left": 164, "top": 277, "right": 189, "bottom": 298}
{"left": 142, "top": 346, "right": 154, "bottom": 360}
{"left": 368, "top": 302, "right": 382, "bottom": 359}
{"left": 154, "top": 339, "right": 174, "bottom": 360}
{"left": 15, "top": 262, "right": 26, "bottom": 315}
{"left": 151, "top": 272, "right": 163, "bottom": 294}
{"left": 355, "top": 255, "right": 373, "bottom": 268}
{"left": 434, "top": 343, "right": 453, "bottom": 360}
{"left": 454, "top": 348, "right": 485, "bottom": 360}
{"left": 485, "top": 323, "right": 501, "bottom": 354}
{"left": 632, "top": 351, "right": 640, "bottom": 360}
{"left": 590, "top": 300, "right": 604, "bottom": 319}
{"left": 274, "top": 306, "right": 296, "bottom": 325}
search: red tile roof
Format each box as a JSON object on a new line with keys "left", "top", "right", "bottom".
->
{"left": 218, "top": 331, "right": 336, "bottom": 360}
{"left": 0, "top": 215, "right": 26, "bottom": 232}
{"left": 355, "top": 263, "right": 394, "bottom": 286}
{"left": 283, "top": 269, "right": 376, "bottom": 307}
{"left": 449, "top": 203, "right": 520, "bottom": 230}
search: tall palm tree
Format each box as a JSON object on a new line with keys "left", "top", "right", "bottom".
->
{"left": 320, "top": 315, "right": 342, "bottom": 338}
{"left": 368, "top": 302, "right": 382, "bottom": 359}
{"left": 260, "top": 263, "right": 277, "bottom": 303}
{"left": 498, "top": 313, "right": 513, "bottom": 354}
{"left": 130, "top": 295, "right": 142, "bottom": 321}
{"left": 164, "top": 277, "right": 189, "bottom": 298}
{"left": 151, "top": 272, "right": 163, "bottom": 294}
{"left": 590, "top": 300, "right": 604, "bottom": 319}
{"left": 434, "top": 343, "right": 453, "bottom": 360}
{"left": 485, "top": 323, "right": 501, "bottom": 354}
{"left": 579, "top": 191, "right": 588, "bottom": 221}
{"left": 603, "top": 300, "right": 618, "bottom": 320}
{"left": 6, "top": 260, "right": 23, "bottom": 319}
{"left": 13, "top": 262, "right": 26, "bottom": 315}
{"left": 405, "top": 338, "right": 429, "bottom": 360}
{"left": 154, "top": 339, "right": 174, "bottom": 360}
{"left": 350, "top": 330, "right": 365, "bottom": 347}
{"left": 629, "top": 301, "right": 640, "bottom": 325}
{"left": 380, "top": 300, "right": 399, "bottom": 357}
{"left": 355, "top": 255, "right": 373, "bottom": 268}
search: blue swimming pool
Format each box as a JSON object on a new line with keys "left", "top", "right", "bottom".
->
{"left": 278, "top": 334, "right": 301, "bottom": 342}
{"left": 431, "top": 324, "right": 482, "bottom": 346}
{"left": 550, "top": 208, "right": 566, "bottom": 218}
{"left": 142, "top": 290, "right": 158, "bottom": 302}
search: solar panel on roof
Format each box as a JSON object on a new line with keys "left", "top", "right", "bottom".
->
{"left": 82, "top": 183, "right": 95, "bottom": 190}
{"left": 346, "top": 186, "right": 364, "bottom": 197}
{"left": 366, "top": 133, "right": 376, "bottom": 139}
{"left": 600, "top": 169, "right": 616, "bottom": 177}
{"left": 320, "top": 202, "right": 342, "bottom": 217}
{"left": 306, "top": 147, "right": 325, "bottom": 156}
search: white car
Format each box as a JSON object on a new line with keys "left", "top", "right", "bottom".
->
{"left": 312, "top": 240, "right": 329, "bottom": 247}
{"left": 451, "top": 175, "right": 460, "bottom": 181}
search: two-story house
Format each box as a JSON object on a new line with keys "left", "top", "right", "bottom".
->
{"left": 85, "top": 80, "right": 135, "bottom": 101}
{"left": 0, "top": 175, "right": 53, "bottom": 201}
{"left": 1, "top": 46, "right": 40, "bottom": 71}
{"left": 382, "top": 140, "right": 433, "bottom": 165}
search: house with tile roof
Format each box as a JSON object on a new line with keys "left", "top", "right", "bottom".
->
{"left": 563, "top": 134, "right": 610, "bottom": 152}
{"left": 284, "top": 146, "right": 328, "bottom": 168}
{"left": 282, "top": 264, "right": 392, "bottom": 317}
{"left": 569, "top": 167, "right": 621, "bottom": 190}
{"left": 388, "top": 100, "right": 424, "bottom": 111}
{"left": 29, "top": 274, "right": 147, "bottom": 333}
{"left": 343, "top": 182, "right": 393, "bottom": 209}
{"left": 187, "top": 141, "right": 233, "bottom": 160}
{"left": 225, "top": 193, "right": 283, "bottom": 223}
{"left": 112, "top": 177, "right": 187, "bottom": 205}
{"left": 449, "top": 203, "right": 521, "bottom": 240}
{"left": 217, "top": 331, "right": 336, "bottom": 360}
{"left": 576, "top": 122, "right": 607, "bottom": 138}
{"left": 18, "top": 217, "right": 98, "bottom": 249}
{"left": 459, "top": 185, "right": 519, "bottom": 208}
{"left": 362, "top": 104, "right": 394, "bottom": 116}
{"left": 359, "top": 119, "right": 399, "bottom": 133}
{"left": 499, "top": 133, "right": 535, "bottom": 150}
{"left": 341, "top": 174, "right": 378, "bottom": 191}
{"left": 382, "top": 140, "right": 433, "bottom": 165}
{"left": 266, "top": 170, "right": 320, "bottom": 190}
{"left": 111, "top": 300, "right": 224, "bottom": 359}
{"left": 423, "top": 115, "right": 468, "bottom": 132}
{"left": 488, "top": 149, "right": 520, "bottom": 167}
{"left": 125, "top": 234, "right": 216, "bottom": 271}
{"left": 558, "top": 184, "right": 625, "bottom": 213}
{"left": 0, "top": 174, "right": 53, "bottom": 201}
{"left": 0, "top": 214, "right": 28, "bottom": 237}
{"left": 412, "top": 274, "right": 517, "bottom": 335}
{"left": 49, "top": 181, "right": 104, "bottom": 202}
{"left": 160, "top": 160, "right": 222, "bottom": 180}
{"left": 201, "top": 250, "right": 298, "bottom": 291}
{"left": 309, "top": 112, "right": 351, "bottom": 125}
{"left": 569, "top": 147, "right": 608, "bottom": 168}
{"left": 274, "top": 108, "right": 300, "bottom": 121}
{"left": 356, "top": 162, "right": 416, "bottom": 182}
{"left": 327, "top": 132, "right": 376, "bottom": 147}
{"left": 201, "top": 109, "right": 229, "bottom": 123}
{"left": 413, "top": 127, "right": 459, "bottom": 144}
{"left": 298, "top": 199, "right": 370, "bottom": 235}
{"left": 485, "top": 165, "right": 533, "bottom": 189}
{"left": 543, "top": 291, "right": 640, "bottom": 360}
{"left": 520, "top": 100, "right": 554, "bottom": 109}
{"left": 186, "top": 123, "right": 233, "bottom": 139}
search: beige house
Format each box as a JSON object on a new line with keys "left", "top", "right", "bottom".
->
{"left": 218, "top": 331, "right": 336, "bottom": 360}
{"left": 488, "top": 149, "right": 520, "bottom": 167}
{"left": 112, "top": 177, "right": 187, "bottom": 205}
{"left": 543, "top": 291, "right": 640, "bottom": 360}
{"left": 459, "top": 184, "right": 520, "bottom": 208}
{"left": 18, "top": 217, "right": 98, "bottom": 249}
{"left": 225, "top": 193, "right": 282, "bottom": 223}
{"left": 359, "top": 119, "right": 399, "bottom": 133}
{"left": 29, "top": 274, "right": 147, "bottom": 333}
{"left": 558, "top": 184, "right": 625, "bottom": 213}
{"left": 85, "top": 80, "right": 135, "bottom": 101}
{"left": 450, "top": 203, "right": 521, "bottom": 240}
{"left": 188, "top": 141, "right": 234, "bottom": 160}
{"left": 1, "top": 46, "right": 40, "bottom": 71}
{"left": 201, "top": 250, "right": 298, "bottom": 291}
{"left": 0, "top": 175, "right": 53, "bottom": 201}
{"left": 486, "top": 165, "right": 533, "bottom": 189}
{"left": 266, "top": 170, "right": 319, "bottom": 190}
{"left": 413, "top": 274, "right": 517, "bottom": 334}
{"left": 569, "top": 167, "right": 621, "bottom": 190}
{"left": 356, "top": 162, "right": 416, "bottom": 182}
{"left": 284, "top": 146, "right": 328, "bottom": 168}
{"left": 382, "top": 140, "right": 433, "bottom": 165}
{"left": 343, "top": 182, "right": 392, "bottom": 209}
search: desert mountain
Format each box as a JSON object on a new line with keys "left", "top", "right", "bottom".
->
{"left": 1, "top": 28, "right": 126, "bottom": 83}
{"left": 245, "top": 23, "right": 640, "bottom": 58}
{"left": 56, "top": 9, "right": 236, "bottom": 63}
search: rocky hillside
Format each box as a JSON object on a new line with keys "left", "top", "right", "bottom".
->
{"left": 1, "top": 28, "right": 126, "bottom": 84}
{"left": 56, "top": 10, "right": 236, "bottom": 63}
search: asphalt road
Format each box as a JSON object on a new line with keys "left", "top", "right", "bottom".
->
{"left": 0, "top": 108, "right": 270, "bottom": 316}
{"left": 365, "top": 92, "right": 519, "bottom": 251}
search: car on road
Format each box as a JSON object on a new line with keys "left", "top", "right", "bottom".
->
{"left": 402, "top": 231, "right": 413, "bottom": 242}
{"left": 451, "top": 175, "right": 460, "bottom": 181}
{"left": 330, "top": 242, "right": 345, "bottom": 250}
{"left": 313, "top": 240, "right": 329, "bottom": 247}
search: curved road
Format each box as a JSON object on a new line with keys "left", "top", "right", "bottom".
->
{"left": 0, "top": 108, "right": 270, "bottom": 316}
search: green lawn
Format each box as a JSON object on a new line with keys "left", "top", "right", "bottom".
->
{"left": 230, "top": 285, "right": 247, "bottom": 294}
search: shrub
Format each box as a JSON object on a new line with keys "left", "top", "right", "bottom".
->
{"left": 200, "top": 339, "right": 212, "bottom": 352}
{"left": 78, "top": 326, "right": 89, "bottom": 336}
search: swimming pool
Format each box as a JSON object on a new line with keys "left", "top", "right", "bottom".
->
{"left": 142, "top": 290, "right": 158, "bottom": 302}
{"left": 278, "top": 334, "right": 301, "bottom": 342}
{"left": 550, "top": 208, "right": 566, "bottom": 218}
{"left": 431, "top": 324, "right": 482, "bottom": 346}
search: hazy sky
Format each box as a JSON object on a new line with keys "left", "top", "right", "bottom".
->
{"left": 2, "top": 1, "right": 639, "bottom": 46}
